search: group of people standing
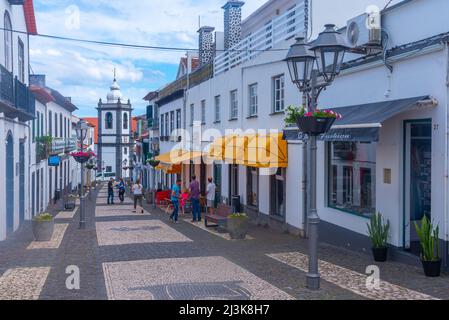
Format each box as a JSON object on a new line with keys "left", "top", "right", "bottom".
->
{"left": 169, "top": 176, "right": 216, "bottom": 223}
{"left": 107, "top": 177, "right": 145, "bottom": 213}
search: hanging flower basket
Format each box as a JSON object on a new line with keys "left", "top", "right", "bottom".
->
{"left": 71, "top": 151, "right": 94, "bottom": 164}
{"left": 285, "top": 106, "right": 342, "bottom": 136}
{"left": 296, "top": 117, "right": 336, "bottom": 136}
{"left": 147, "top": 159, "right": 160, "bottom": 168}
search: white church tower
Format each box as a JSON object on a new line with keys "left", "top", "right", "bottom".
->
{"left": 97, "top": 70, "right": 133, "bottom": 179}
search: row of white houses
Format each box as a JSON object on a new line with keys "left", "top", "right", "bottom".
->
{"left": 0, "top": 0, "right": 84, "bottom": 241}
{"left": 144, "top": 0, "right": 449, "bottom": 268}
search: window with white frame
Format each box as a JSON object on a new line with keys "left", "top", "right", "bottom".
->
{"left": 248, "top": 83, "right": 258, "bottom": 116}
{"left": 165, "top": 113, "right": 169, "bottom": 136}
{"left": 190, "top": 104, "right": 195, "bottom": 126}
{"left": 170, "top": 111, "right": 175, "bottom": 135}
{"left": 272, "top": 75, "right": 285, "bottom": 113}
{"left": 176, "top": 109, "right": 181, "bottom": 129}
{"left": 214, "top": 95, "right": 221, "bottom": 122}
{"left": 4, "top": 12, "right": 12, "bottom": 72}
{"left": 230, "top": 90, "right": 238, "bottom": 120}
{"left": 160, "top": 114, "right": 165, "bottom": 136}
{"left": 201, "top": 100, "right": 206, "bottom": 124}
{"left": 18, "top": 38, "right": 25, "bottom": 83}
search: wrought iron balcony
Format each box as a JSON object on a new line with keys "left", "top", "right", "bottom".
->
{"left": 0, "top": 64, "right": 35, "bottom": 121}
{"left": 65, "top": 137, "right": 77, "bottom": 152}
{"left": 1, "top": 64, "right": 14, "bottom": 105}
{"left": 51, "top": 137, "right": 66, "bottom": 155}
{"left": 15, "top": 77, "right": 28, "bottom": 112}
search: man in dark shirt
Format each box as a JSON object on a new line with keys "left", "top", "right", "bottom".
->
{"left": 107, "top": 178, "right": 115, "bottom": 205}
{"left": 189, "top": 175, "right": 201, "bottom": 222}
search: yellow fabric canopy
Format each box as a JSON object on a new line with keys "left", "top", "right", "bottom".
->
{"left": 156, "top": 149, "right": 203, "bottom": 165}
{"left": 155, "top": 163, "right": 182, "bottom": 174}
{"left": 208, "top": 133, "right": 288, "bottom": 168}
{"left": 155, "top": 149, "right": 203, "bottom": 174}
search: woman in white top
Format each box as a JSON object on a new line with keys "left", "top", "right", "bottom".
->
{"left": 206, "top": 177, "right": 216, "bottom": 215}
{"left": 132, "top": 179, "right": 144, "bottom": 214}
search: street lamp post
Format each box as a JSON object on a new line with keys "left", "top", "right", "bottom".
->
{"left": 285, "top": 25, "right": 350, "bottom": 290}
{"left": 75, "top": 119, "right": 89, "bottom": 229}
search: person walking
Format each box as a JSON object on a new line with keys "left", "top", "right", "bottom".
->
{"left": 189, "top": 175, "right": 201, "bottom": 222}
{"left": 206, "top": 177, "right": 216, "bottom": 215}
{"left": 107, "top": 178, "right": 115, "bottom": 205}
{"left": 169, "top": 179, "right": 182, "bottom": 223}
{"left": 117, "top": 178, "right": 125, "bottom": 203}
{"left": 132, "top": 179, "right": 144, "bottom": 213}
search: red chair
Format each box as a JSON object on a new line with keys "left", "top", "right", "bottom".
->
{"left": 156, "top": 190, "right": 171, "bottom": 205}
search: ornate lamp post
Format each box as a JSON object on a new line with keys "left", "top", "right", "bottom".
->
{"left": 285, "top": 25, "right": 350, "bottom": 290}
{"left": 75, "top": 119, "right": 89, "bottom": 229}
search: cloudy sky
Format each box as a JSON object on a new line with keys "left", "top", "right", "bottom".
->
{"left": 30, "top": 0, "right": 268, "bottom": 117}
{"left": 30, "top": 0, "right": 401, "bottom": 117}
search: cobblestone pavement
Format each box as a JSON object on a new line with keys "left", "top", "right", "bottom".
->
{"left": 0, "top": 185, "right": 448, "bottom": 300}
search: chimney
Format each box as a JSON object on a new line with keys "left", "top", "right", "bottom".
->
{"left": 198, "top": 26, "right": 215, "bottom": 66}
{"left": 29, "top": 74, "right": 46, "bottom": 87}
{"left": 222, "top": 1, "right": 244, "bottom": 50}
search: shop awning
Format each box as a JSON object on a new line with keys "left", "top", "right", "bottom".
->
{"left": 156, "top": 149, "right": 203, "bottom": 165}
{"left": 283, "top": 96, "right": 434, "bottom": 142}
{"left": 208, "top": 133, "right": 288, "bottom": 168}
{"left": 155, "top": 163, "right": 182, "bottom": 174}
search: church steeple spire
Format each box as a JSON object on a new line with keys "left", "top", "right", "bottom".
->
{"left": 107, "top": 68, "right": 123, "bottom": 103}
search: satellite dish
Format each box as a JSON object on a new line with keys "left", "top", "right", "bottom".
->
{"left": 347, "top": 21, "right": 360, "bottom": 46}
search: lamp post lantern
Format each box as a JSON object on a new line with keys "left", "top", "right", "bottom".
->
{"left": 285, "top": 26, "right": 350, "bottom": 290}
{"left": 75, "top": 119, "right": 89, "bottom": 229}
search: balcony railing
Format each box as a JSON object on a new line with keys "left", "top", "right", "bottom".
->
{"left": 65, "top": 137, "right": 77, "bottom": 152}
{"left": 1, "top": 64, "right": 14, "bottom": 104}
{"left": 51, "top": 138, "right": 66, "bottom": 155}
{"left": 35, "top": 136, "right": 78, "bottom": 163}
{"left": 214, "top": 3, "right": 305, "bottom": 76}
{"left": 0, "top": 64, "right": 35, "bottom": 121}
{"left": 15, "top": 77, "right": 28, "bottom": 113}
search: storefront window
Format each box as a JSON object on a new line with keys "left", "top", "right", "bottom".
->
{"left": 270, "top": 168, "right": 285, "bottom": 218}
{"left": 328, "top": 142, "right": 376, "bottom": 218}
{"left": 247, "top": 167, "right": 258, "bottom": 207}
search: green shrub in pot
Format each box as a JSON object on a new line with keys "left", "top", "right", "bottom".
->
{"left": 367, "top": 212, "right": 390, "bottom": 262}
{"left": 414, "top": 216, "right": 441, "bottom": 277}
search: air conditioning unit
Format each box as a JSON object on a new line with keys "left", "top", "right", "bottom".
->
{"left": 346, "top": 12, "right": 382, "bottom": 49}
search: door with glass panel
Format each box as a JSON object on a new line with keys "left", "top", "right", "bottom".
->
{"left": 213, "top": 164, "right": 222, "bottom": 208}
{"left": 404, "top": 120, "right": 432, "bottom": 253}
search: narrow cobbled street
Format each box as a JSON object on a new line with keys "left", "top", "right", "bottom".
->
{"left": 0, "top": 185, "right": 448, "bottom": 300}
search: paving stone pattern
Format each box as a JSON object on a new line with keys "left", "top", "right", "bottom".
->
{"left": 0, "top": 184, "right": 448, "bottom": 300}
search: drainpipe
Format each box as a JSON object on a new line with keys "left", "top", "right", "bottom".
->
{"left": 445, "top": 41, "right": 449, "bottom": 269}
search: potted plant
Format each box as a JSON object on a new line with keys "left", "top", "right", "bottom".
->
{"left": 367, "top": 212, "right": 390, "bottom": 262}
{"left": 147, "top": 158, "right": 160, "bottom": 168}
{"left": 227, "top": 213, "right": 249, "bottom": 240}
{"left": 32, "top": 213, "right": 54, "bottom": 241}
{"left": 65, "top": 194, "right": 77, "bottom": 210}
{"left": 414, "top": 216, "right": 441, "bottom": 277}
{"left": 285, "top": 105, "right": 341, "bottom": 136}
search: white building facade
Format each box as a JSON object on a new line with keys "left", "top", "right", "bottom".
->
{"left": 0, "top": 0, "right": 37, "bottom": 240}
{"left": 29, "top": 74, "right": 78, "bottom": 221}
{"left": 151, "top": 0, "right": 449, "bottom": 268}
